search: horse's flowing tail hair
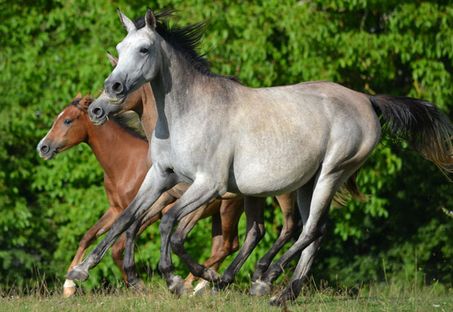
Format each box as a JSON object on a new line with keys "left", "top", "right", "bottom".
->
{"left": 333, "top": 172, "right": 366, "bottom": 207}
{"left": 370, "top": 95, "right": 453, "bottom": 175}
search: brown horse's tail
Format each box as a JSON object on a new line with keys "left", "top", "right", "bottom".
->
{"left": 333, "top": 171, "right": 366, "bottom": 207}
{"left": 370, "top": 95, "right": 453, "bottom": 176}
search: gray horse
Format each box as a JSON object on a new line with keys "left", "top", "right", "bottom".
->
{"left": 69, "top": 9, "right": 452, "bottom": 305}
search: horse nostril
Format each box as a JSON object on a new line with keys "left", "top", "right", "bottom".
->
{"left": 112, "top": 81, "right": 123, "bottom": 94}
{"left": 92, "top": 107, "right": 105, "bottom": 118}
{"left": 40, "top": 144, "right": 50, "bottom": 154}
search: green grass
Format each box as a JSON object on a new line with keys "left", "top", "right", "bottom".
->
{"left": 1, "top": 280, "right": 452, "bottom": 312}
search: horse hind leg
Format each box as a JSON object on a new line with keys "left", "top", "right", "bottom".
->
{"left": 250, "top": 179, "right": 314, "bottom": 297}
{"left": 269, "top": 184, "right": 325, "bottom": 305}
{"left": 270, "top": 235, "right": 324, "bottom": 305}
{"left": 215, "top": 197, "right": 266, "bottom": 289}
{"left": 266, "top": 167, "right": 355, "bottom": 306}
{"left": 250, "top": 192, "right": 298, "bottom": 296}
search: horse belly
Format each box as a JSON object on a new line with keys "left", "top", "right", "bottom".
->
{"left": 231, "top": 141, "right": 323, "bottom": 196}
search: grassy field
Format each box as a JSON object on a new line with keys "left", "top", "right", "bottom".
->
{"left": 1, "top": 280, "right": 451, "bottom": 312}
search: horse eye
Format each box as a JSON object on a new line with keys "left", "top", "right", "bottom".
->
{"left": 64, "top": 119, "right": 72, "bottom": 125}
{"left": 140, "top": 47, "right": 150, "bottom": 54}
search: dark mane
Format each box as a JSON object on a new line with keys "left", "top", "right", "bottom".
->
{"left": 70, "top": 97, "right": 147, "bottom": 141}
{"left": 134, "top": 10, "right": 239, "bottom": 82}
{"left": 110, "top": 111, "right": 147, "bottom": 141}
{"left": 69, "top": 97, "right": 87, "bottom": 111}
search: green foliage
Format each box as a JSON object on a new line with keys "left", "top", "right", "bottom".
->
{"left": 0, "top": 0, "right": 451, "bottom": 290}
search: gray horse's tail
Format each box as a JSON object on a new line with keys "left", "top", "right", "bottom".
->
{"left": 370, "top": 95, "right": 453, "bottom": 175}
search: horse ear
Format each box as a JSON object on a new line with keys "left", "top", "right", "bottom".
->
{"left": 145, "top": 9, "right": 156, "bottom": 30}
{"left": 117, "top": 9, "right": 136, "bottom": 33}
{"left": 80, "top": 95, "right": 92, "bottom": 110}
{"left": 75, "top": 92, "right": 82, "bottom": 99}
{"left": 106, "top": 52, "right": 118, "bottom": 67}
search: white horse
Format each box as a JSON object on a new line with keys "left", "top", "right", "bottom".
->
{"left": 69, "top": 9, "right": 452, "bottom": 305}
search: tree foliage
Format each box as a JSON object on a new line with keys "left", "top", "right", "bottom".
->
{"left": 0, "top": 0, "right": 451, "bottom": 290}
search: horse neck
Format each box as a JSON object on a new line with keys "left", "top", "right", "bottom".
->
{"left": 150, "top": 42, "right": 209, "bottom": 137}
{"left": 86, "top": 119, "right": 142, "bottom": 181}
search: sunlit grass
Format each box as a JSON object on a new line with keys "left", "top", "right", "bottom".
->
{"left": 1, "top": 279, "right": 452, "bottom": 312}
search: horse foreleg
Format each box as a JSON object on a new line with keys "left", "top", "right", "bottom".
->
{"left": 67, "top": 164, "right": 177, "bottom": 282}
{"left": 63, "top": 207, "right": 119, "bottom": 297}
{"left": 189, "top": 199, "right": 242, "bottom": 295}
{"left": 111, "top": 234, "right": 127, "bottom": 282}
{"left": 183, "top": 214, "right": 222, "bottom": 292}
{"left": 158, "top": 178, "right": 220, "bottom": 295}
{"left": 123, "top": 192, "right": 177, "bottom": 290}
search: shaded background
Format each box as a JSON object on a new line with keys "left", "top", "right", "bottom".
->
{"left": 0, "top": 0, "right": 452, "bottom": 291}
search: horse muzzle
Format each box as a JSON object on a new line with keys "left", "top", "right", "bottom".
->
{"left": 37, "top": 140, "right": 58, "bottom": 160}
{"left": 88, "top": 104, "right": 108, "bottom": 125}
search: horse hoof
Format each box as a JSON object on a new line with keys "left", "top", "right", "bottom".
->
{"left": 67, "top": 267, "right": 89, "bottom": 282}
{"left": 249, "top": 280, "right": 271, "bottom": 296}
{"left": 192, "top": 280, "right": 210, "bottom": 296}
{"left": 63, "top": 279, "right": 77, "bottom": 298}
{"left": 205, "top": 268, "right": 220, "bottom": 281}
{"left": 168, "top": 276, "right": 185, "bottom": 296}
{"left": 183, "top": 280, "right": 194, "bottom": 293}
{"left": 63, "top": 285, "right": 77, "bottom": 298}
{"left": 129, "top": 279, "right": 148, "bottom": 294}
{"left": 269, "top": 295, "right": 286, "bottom": 307}
{"left": 63, "top": 286, "right": 76, "bottom": 298}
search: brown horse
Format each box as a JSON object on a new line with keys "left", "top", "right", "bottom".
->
{"left": 37, "top": 94, "right": 244, "bottom": 296}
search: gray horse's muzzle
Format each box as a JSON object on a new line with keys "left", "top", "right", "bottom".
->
{"left": 88, "top": 104, "right": 108, "bottom": 125}
{"left": 88, "top": 100, "right": 124, "bottom": 125}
